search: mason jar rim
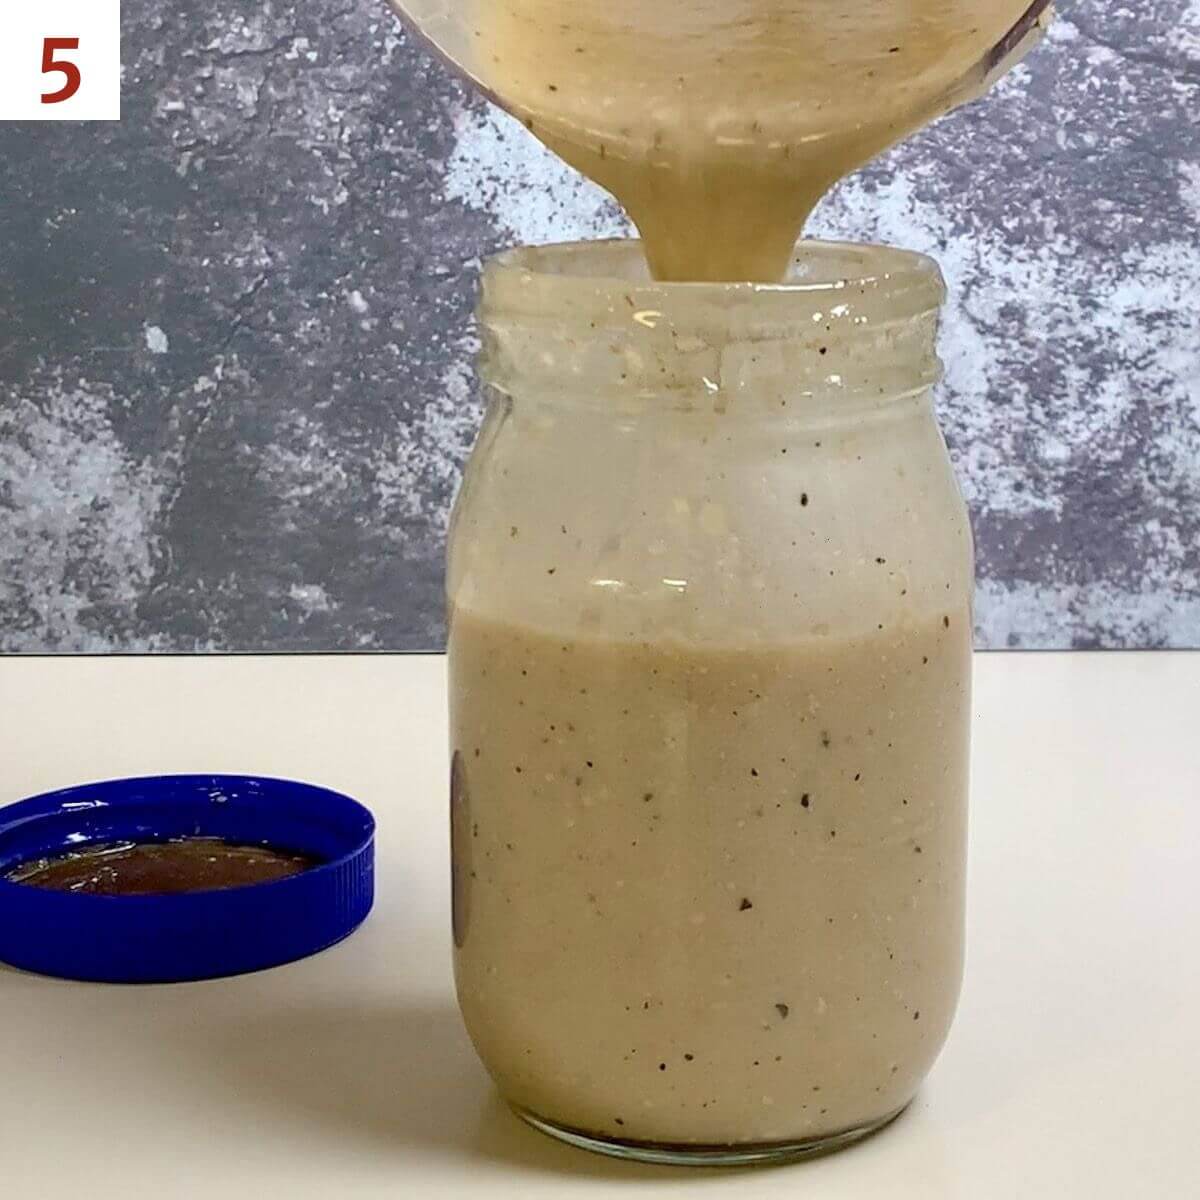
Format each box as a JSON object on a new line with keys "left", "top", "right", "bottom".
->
{"left": 481, "top": 238, "right": 945, "bottom": 326}
{"left": 478, "top": 239, "right": 946, "bottom": 415}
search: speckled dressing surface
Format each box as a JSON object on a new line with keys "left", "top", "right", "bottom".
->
{"left": 1, "top": 1, "right": 1197, "bottom": 652}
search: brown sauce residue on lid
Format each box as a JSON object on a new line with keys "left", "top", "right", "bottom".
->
{"left": 6, "top": 838, "right": 319, "bottom": 896}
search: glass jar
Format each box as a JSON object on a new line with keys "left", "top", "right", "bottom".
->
{"left": 447, "top": 240, "right": 974, "bottom": 1165}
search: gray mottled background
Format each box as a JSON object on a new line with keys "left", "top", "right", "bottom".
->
{"left": 1, "top": 0, "right": 1197, "bottom": 652}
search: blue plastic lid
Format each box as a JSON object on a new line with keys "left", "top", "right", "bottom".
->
{"left": 0, "top": 774, "right": 374, "bottom": 983}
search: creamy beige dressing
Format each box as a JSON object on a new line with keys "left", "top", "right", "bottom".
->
{"left": 451, "top": 610, "right": 971, "bottom": 1145}
{"left": 466, "top": 1, "right": 1048, "bottom": 279}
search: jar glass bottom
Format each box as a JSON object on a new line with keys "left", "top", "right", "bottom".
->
{"left": 512, "top": 1101, "right": 909, "bottom": 1167}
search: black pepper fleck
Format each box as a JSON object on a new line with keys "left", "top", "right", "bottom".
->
{"left": 684, "top": 1053, "right": 694, "bottom": 1061}
{"left": 775, "top": 1003, "right": 790, "bottom": 1019}
{"left": 739, "top": 897, "right": 754, "bottom": 911}
{"left": 800, "top": 793, "right": 811, "bottom": 808}
{"left": 800, "top": 493, "right": 809, "bottom": 507}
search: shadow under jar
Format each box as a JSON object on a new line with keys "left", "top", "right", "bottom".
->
{"left": 447, "top": 240, "right": 974, "bottom": 1166}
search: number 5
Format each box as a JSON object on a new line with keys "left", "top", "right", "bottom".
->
{"left": 41, "top": 37, "right": 81, "bottom": 104}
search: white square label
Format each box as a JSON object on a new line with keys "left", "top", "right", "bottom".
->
{"left": 0, "top": 0, "right": 120, "bottom": 120}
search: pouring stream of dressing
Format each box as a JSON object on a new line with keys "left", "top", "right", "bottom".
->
{"left": 397, "top": 1, "right": 1051, "bottom": 281}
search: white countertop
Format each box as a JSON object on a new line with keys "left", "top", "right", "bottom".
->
{"left": 2, "top": 652, "right": 1198, "bottom": 1198}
